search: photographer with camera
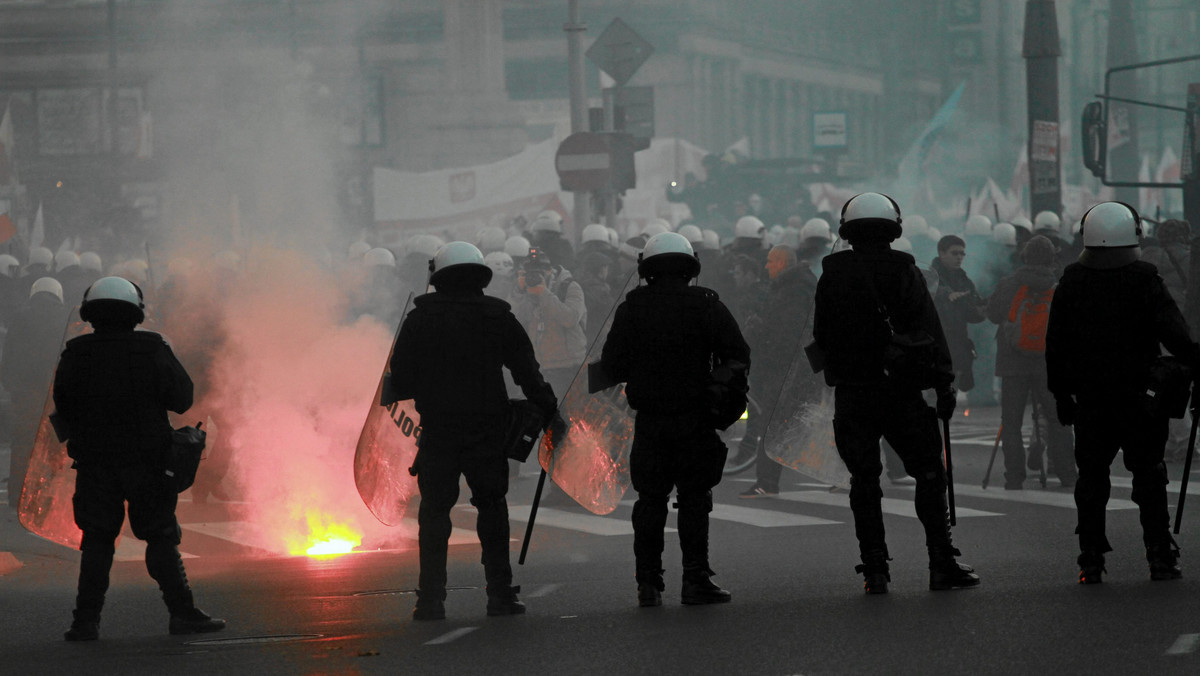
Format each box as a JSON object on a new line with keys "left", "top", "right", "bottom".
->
{"left": 509, "top": 248, "right": 587, "bottom": 398}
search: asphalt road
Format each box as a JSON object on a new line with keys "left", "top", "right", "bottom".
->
{"left": 2, "top": 406, "right": 1199, "bottom": 675}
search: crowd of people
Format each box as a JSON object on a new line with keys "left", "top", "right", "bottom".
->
{"left": 0, "top": 185, "right": 1194, "bottom": 636}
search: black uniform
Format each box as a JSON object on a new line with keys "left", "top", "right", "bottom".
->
{"left": 1046, "top": 255, "right": 1198, "bottom": 564}
{"left": 600, "top": 278, "right": 750, "bottom": 597}
{"left": 390, "top": 291, "right": 555, "bottom": 607}
{"left": 814, "top": 246, "right": 973, "bottom": 588}
{"left": 53, "top": 329, "right": 196, "bottom": 627}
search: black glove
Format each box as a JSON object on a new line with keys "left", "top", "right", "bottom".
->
{"left": 935, "top": 387, "right": 956, "bottom": 421}
{"left": 1056, "top": 396, "right": 1077, "bottom": 426}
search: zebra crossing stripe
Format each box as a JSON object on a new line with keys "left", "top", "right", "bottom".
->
{"left": 775, "top": 490, "right": 1002, "bottom": 518}
{"left": 710, "top": 503, "right": 841, "bottom": 527}
{"left": 945, "top": 484, "right": 1135, "bottom": 510}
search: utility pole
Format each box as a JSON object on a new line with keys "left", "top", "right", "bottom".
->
{"left": 1022, "top": 1, "right": 1063, "bottom": 217}
{"left": 1106, "top": 0, "right": 1140, "bottom": 206}
{"left": 565, "top": 1, "right": 591, "bottom": 235}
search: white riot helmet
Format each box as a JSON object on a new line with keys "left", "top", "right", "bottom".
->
{"left": 347, "top": 240, "right": 372, "bottom": 259}
{"left": 79, "top": 252, "right": 103, "bottom": 273}
{"left": 504, "top": 235, "right": 531, "bottom": 259}
{"left": 1080, "top": 201, "right": 1142, "bottom": 248}
{"left": 407, "top": 234, "right": 444, "bottom": 259}
{"left": 991, "top": 222, "right": 1018, "bottom": 247}
{"left": 605, "top": 227, "right": 620, "bottom": 248}
{"left": 483, "top": 251, "right": 514, "bottom": 277}
{"left": 964, "top": 214, "right": 993, "bottom": 237}
{"left": 701, "top": 229, "right": 721, "bottom": 251}
{"left": 80, "top": 275, "right": 145, "bottom": 325}
{"left": 28, "top": 246, "right": 53, "bottom": 269}
{"left": 0, "top": 254, "right": 19, "bottom": 277}
{"left": 1034, "top": 210, "right": 1062, "bottom": 234}
{"left": 55, "top": 250, "right": 80, "bottom": 272}
{"left": 581, "top": 223, "right": 610, "bottom": 245}
{"left": 363, "top": 247, "right": 396, "bottom": 268}
{"left": 676, "top": 224, "right": 704, "bottom": 247}
{"left": 891, "top": 237, "right": 914, "bottom": 254}
{"left": 1010, "top": 216, "right": 1034, "bottom": 232}
{"left": 778, "top": 227, "right": 801, "bottom": 249}
{"left": 429, "top": 241, "right": 492, "bottom": 287}
{"left": 800, "top": 218, "right": 833, "bottom": 243}
{"left": 475, "top": 226, "right": 507, "bottom": 253}
{"left": 838, "top": 192, "right": 902, "bottom": 241}
{"left": 637, "top": 232, "right": 700, "bottom": 280}
{"left": 734, "top": 216, "right": 766, "bottom": 239}
{"left": 30, "top": 276, "right": 64, "bottom": 303}
{"left": 531, "top": 210, "right": 564, "bottom": 233}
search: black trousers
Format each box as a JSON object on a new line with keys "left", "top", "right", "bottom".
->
{"left": 832, "top": 382, "right": 953, "bottom": 560}
{"left": 1073, "top": 396, "right": 1172, "bottom": 554}
{"left": 629, "top": 410, "right": 728, "bottom": 586}
{"left": 72, "top": 462, "right": 190, "bottom": 618}
{"left": 415, "top": 420, "right": 511, "bottom": 599}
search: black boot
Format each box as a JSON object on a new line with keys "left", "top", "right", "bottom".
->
{"left": 486, "top": 585, "right": 526, "bottom": 616}
{"left": 413, "top": 589, "right": 446, "bottom": 621}
{"left": 1078, "top": 550, "right": 1106, "bottom": 584}
{"left": 855, "top": 550, "right": 891, "bottom": 595}
{"left": 64, "top": 609, "right": 100, "bottom": 642}
{"left": 928, "top": 547, "right": 981, "bottom": 591}
{"left": 169, "top": 606, "right": 227, "bottom": 635}
{"left": 636, "top": 568, "right": 664, "bottom": 608}
{"left": 681, "top": 568, "right": 731, "bottom": 605}
{"left": 1147, "top": 539, "right": 1182, "bottom": 581}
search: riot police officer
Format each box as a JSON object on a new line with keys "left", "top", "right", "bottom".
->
{"left": 1046, "top": 202, "right": 1198, "bottom": 583}
{"left": 54, "top": 277, "right": 224, "bottom": 641}
{"left": 812, "top": 192, "right": 979, "bottom": 594}
{"left": 599, "top": 232, "right": 751, "bottom": 607}
{"left": 390, "top": 242, "right": 557, "bottom": 620}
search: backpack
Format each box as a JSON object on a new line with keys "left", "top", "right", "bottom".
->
{"left": 1004, "top": 285, "right": 1055, "bottom": 354}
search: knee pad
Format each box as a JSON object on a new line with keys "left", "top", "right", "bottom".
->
{"left": 80, "top": 530, "right": 117, "bottom": 556}
{"left": 675, "top": 490, "right": 713, "bottom": 515}
{"left": 469, "top": 495, "right": 507, "bottom": 511}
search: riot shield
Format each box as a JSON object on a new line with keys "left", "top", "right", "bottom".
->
{"left": 536, "top": 272, "right": 641, "bottom": 515}
{"left": 761, "top": 367, "right": 851, "bottom": 490}
{"left": 354, "top": 294, "right": 420, "bottom": 526}
{"left": 18, "top": 309, "right": 89, "bottom": 548}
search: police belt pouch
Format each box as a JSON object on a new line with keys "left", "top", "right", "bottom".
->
{"left": 1144, "top": 356, "right": 1193, "bottom": 419}
{"left": 165, "top": 423, "right": 207, "bottom": 492}
{"left": 504, "top": 399, "right": 548, "bottom": 462}
{"left": 861, "top": 267, "right": 941, "bottom": 389}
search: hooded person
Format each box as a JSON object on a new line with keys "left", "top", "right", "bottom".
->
{"left": 1046, "top": 202, "right": 1199, "bottom": 584}
{"left": 986, "top": 235, "right": 1076, "bottom": 490}
{"left": 598, "top": 232, "right": 751, "bottom": 607}
{"left": 389, "top": 242, "right": 557, "bottom": 620}
{"left": 1, "top": 277, "right": 71, "bottom": 508}
{"left": 53, "top": 276, "right": 224, "bottom": 641}
{"left": 812, "top": 192, "right": 978, "bottom": 595}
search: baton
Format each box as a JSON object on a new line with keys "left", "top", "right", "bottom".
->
{"left": 982, "top": 425, "right": 1003, "bottom": 490}
{"left": 1173, "top": 382, "right": 1200, "bottom": 534}
{"left": 519, "top": 468, "right": 548, "bottom": 565}
{"left": 942, "top": 417, "right": 957, "bottom": 526}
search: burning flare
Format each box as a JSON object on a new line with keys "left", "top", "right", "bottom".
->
{"left": 295, "top": 512, "right": 363, "bottom": 558}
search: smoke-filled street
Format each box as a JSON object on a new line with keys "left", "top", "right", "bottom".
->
{"left": 3, "top": 407, "right": 1200, "bottom": 675}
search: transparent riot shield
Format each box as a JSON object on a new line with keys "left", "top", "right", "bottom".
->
{"left": 535, "top": 271, "right": 641, "bottom": 515}
{"left": 761, "top": 361, "right": 851, "bottom": 490}
{"left": 18, "top": 309, "right": 89, "bottom": 548}
{"left": 354, "top": 294, "right": 419, "bottom": 526}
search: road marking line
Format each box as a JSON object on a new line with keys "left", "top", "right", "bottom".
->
{"left": 776, "top": 490, "right": 1001, "bottom": 518}
{"left": 526, "top": 583, "right": 560, "bottom": 598}
{"left": 508, "top": 505, "right": 675, "bottom": 536}
{"left": 1165, "top": 633, "right": 1200, "bottom": 655}
{"left": 710, "top": 503, "right": 840, "bottom": 527}
{"left": 946, "top": 484, "right": 1135, "bottom": 510}
{"left": 114, "top": 537, "right": 197, "bottom": 561}
{"left": 425, "top": 627, "right": 478, "bottom": 645}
